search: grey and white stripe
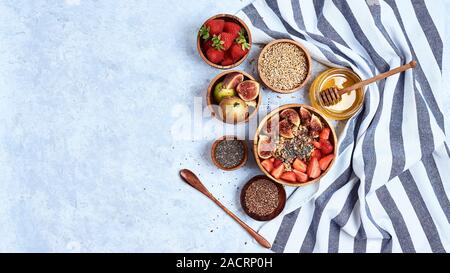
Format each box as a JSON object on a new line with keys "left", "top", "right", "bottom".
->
{"left": 237, "top": 0, "right": 449, "bottom": 252}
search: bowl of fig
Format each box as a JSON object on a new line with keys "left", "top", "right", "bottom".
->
{"left": 207, "top": 70, "right": 261, "bottom": 124}
{"left": 254, "top": 104, "right": 337, "bottom": 187}
{"left": 197, "top": 14, "right": 252, "bottom": 69}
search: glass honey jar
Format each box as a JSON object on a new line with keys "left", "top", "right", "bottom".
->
{"left": 309, "top": 68, "right": 364, "bottom": 120}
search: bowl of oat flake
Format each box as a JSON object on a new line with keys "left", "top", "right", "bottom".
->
{"left": 258, "top": 39, "right": 312, "bottom": 93}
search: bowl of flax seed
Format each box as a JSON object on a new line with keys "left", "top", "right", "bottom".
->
{"left": 258, "top": 39, "right": 312, "bottom": 93}
{"left": 240, "top": 175, "right": 286, "bottom": 221}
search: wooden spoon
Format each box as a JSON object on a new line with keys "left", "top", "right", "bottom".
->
{"left": 179, "top": 169, "right": 271, "bottom": 249}
{"left": 319, "top": 60, "right": 417, "bottom": 106}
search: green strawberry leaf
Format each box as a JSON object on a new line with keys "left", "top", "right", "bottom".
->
{"left": 199, "top": 26, "right": 210, "bottom": 40}
{"left": 211, "top": 34, "right": 225, "bottom": 51}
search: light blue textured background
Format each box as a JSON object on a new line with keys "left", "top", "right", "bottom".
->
{"left": 0, "top": 0, "right": 448, "bottom": 252}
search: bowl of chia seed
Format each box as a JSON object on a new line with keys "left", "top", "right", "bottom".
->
{"left": 240, "top": 175, "right": 286, "bottom": 221}
{"left": 211, "top": 135, "right": 248, "bottom": 171}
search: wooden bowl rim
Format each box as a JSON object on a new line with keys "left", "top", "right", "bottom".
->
{"left": 257, "top": 39, "right": 313, "bottom": 93}
{"left": 206, "top": 70, "right": 262, "bottom": 124}
{"left": 211, "top": 135, "right": 248, "bottom": 171}
{"left": 240, "top": 175, "right": 286, "bottom": 221}
{"left": 253, "top": 104, "right": 338, "bottom": 187}
{"left": 197, "top": 14, "right": 252, "bottom": 69}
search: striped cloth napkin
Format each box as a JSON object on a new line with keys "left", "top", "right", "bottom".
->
{"left": 236, "top": 0, "right": 449, "bottom": 252}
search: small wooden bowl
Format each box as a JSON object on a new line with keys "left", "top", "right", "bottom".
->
{"left": 206, "top": 70, "right": 262, "bottom": 124}
{"left": 211, "top": 135, "right": 248, "bottom": 171}
{"left": 197, "top": 14, "right": 252, "bottom": 69}
{"left": 253, "top": 104, "right": 338, "bottom": 187}
{"left": 240, "top": 175, "right": 286, "bottom": 221}
{"left": 257, "top": 39, "right": 312, "bottom": 93}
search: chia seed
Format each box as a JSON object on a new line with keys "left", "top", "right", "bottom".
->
{"left": 244, "top": 179, "right": 279, "bottom": 216}
{"left": 214, "top": 139, "right": 245, "bottom": 169}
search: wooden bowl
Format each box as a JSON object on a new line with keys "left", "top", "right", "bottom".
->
{"left": 253, "top": 104, "right": 338, "bottom": 187}
{"left": 197, "top": 14, "right": 252, "bottom": 69}
{"left": 240, "top": 175, "right": 286, "bottom": 221}
{"left": 206, "top": 70, "right": 262, "bottom": 124}
{"left": 211, "top": 135, "right": 248, "bottom": 171}
{"left": 257, "top": 39, "right": 312, "bottom": 93}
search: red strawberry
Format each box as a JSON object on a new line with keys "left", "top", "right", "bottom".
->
{"left": 307, "top": 157, "right": 321, "bottom": 179}
{"left": 224, "top": 22, "right": 242, "bottom": 39}
{"left": 211, "top": 33, "right": 234, "bottom": 51}
{"left": 280, "top": 171, "right": 297, "bottom": 183}
{"left": 271, "top": 164, "right": 284, "bottom": 179}
{"left": 292, "top": 158, "right": 307, "bottom": 173}
{"left": 312, "top": 141, "right": 321, "bottom": 149}
{"left": 205, "top": 19, "right": 225, "bottom": 36}
{"left": 311, "top": 149, "right": 322, "bottom": 160}
{"left": 261, "top": 159, "right": 274, "bottom": 173}
{"left": 319, "top": 154, "right": 334, "bottom": 171}
{"left": 293, "top": 169, "right": 308, "bottom": 183}
{"left": 230, "top": 43, "right": 249, "bottom": 62}
{"left": 269, "top": 157, "right": 275, "bottom": 163}
{"left": 320, "top": 128, "right": 331, "bottom": 140}
{"left": 206, "top": 48, "right": 224, "bottom": 64}
{"left": 273, "top": 158, "right": 283, "bottom": 168}
{"left": 319, "top": 139, "right": 333, "bottom": 155}
{"left": 221, "top": 52, "right": 234, "bottom": 66}
{"left": 202, "top": 39, "right": 213, "bottom": 51}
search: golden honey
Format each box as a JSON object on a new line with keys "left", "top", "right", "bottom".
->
{"left": 309, "top": 68, "right": 364, "bottom": 120}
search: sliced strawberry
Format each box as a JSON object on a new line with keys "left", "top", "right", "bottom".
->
{"left": 312, "top": 141, "right": 321, "bottom": 149}
{"left": 319, "top": 139, "right": 333, "bottom": 155}
{"left": 293, "top": 169, "right": 308, "bottom": 183}
{"left": 280, "top": 171, "right": 297, "bottom": 183}
{"left": 292, "top": 158, "right": 307, "bottom": 173}
{"left": 319, "top": 154, "right": 334, "bottom": 171}
{"left": 205, "top": 19, "right": 225, "bottom": 36}
{"left": 320, "top": 128, "right": 331, "bottom": 140}
{"left": 261, "top": 159, "right": 274, "bottom": 173}
{"left": 311, "top": 149, "right": 322, "bottom": 160}
{"left": 269, "top": 158, "right": 275, "bottom": 163}
{"left": 273, "top": 158, "right": 283, "bottom": 168}
{"left": 205, "top": 48, "right": 224, "bottom": 64}
{"left": 271, "top": 164, "right": 284, "bottom": 179}
{"left": 307, "top": 157, "right": 321, "bottom": 179}
{"left": 224, "top": 22, "right": 242, "bottom": 39}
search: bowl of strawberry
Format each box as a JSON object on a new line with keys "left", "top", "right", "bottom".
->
{"left": 253, "top": 104, "right": 337, "bottom": 187}
{"left": 197, "top": 14, "right": 252, "bottom": 69}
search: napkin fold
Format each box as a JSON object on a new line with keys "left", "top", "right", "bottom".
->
{"left": 237, "top": 0, "right": 449, "bottom": 252}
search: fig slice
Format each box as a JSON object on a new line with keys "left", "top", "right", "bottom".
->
{"left": 299, "top": 107, "right": 311, "bottom": 124}
{"left": 258, "top": 135, "right": 275, "bottom": 159}
{"left": 236, "top": 80, "right": 260, "bottom": 101}
{"left": 262, "top": 115, "right": 279, "bottom": 136}
{"left": 223, "top": 72, "right": 244, "bottom": 90}
{"left": 280, "top": 109, "right": 300, "bottom": 127}
{"left": 310, "top": 114, "right": 323, "bottom": 132}
{"left": 279, "top": 119, "right": 294, "bottom": 138}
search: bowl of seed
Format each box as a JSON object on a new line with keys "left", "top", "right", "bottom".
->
{"left": 258, "top": 39, "right": 312, "bottom": 93}
{"left": 211, "top": 135, "right": 248, "bottom": 171}
{"left": 240, "top": 175, "right": 286, "bottom": 221}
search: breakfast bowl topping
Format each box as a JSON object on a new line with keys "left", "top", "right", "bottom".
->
{"left": 254, "top": 105, "right": 337, "bottom": 186}
{"left": 197, "top": 14, "right": 251, "bottom": 69}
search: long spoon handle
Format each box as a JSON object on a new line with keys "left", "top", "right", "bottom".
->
{"left": 340, "top": 60, "right": 416, "bottom": 94}
{"left": 179, "top": 169, "right": 271, "bottom": 249}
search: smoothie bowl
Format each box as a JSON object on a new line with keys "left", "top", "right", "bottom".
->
{"left": 254, "top": 104, "right": 337, "bottom": 187}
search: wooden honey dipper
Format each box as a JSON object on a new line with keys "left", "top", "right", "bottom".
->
{"left": 319, "top": 60, "right": 417, "bottom": 106}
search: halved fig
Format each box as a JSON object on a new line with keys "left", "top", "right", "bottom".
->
{"left": 299, "top": 107, "right": 311, "bottom": 124}
{"left": 257, "top": 135, "right": 275, "bottom": 159}
{"left": 309, "top": 114, "right": 323, "bottom": 131}
{"left": 279, "top": 119, "right": 294, "bottom": 138}
{"left": 280, "top": 109, "right": 300, "bottom": 127}
{"left": 262, "top": 115, "right": 279, "bottom": 136}
{"left": 223, "top": 72, "right": 244, "bottom": 90}
{"left": 236, "top": 80, "right": 260, "bottom": 101}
